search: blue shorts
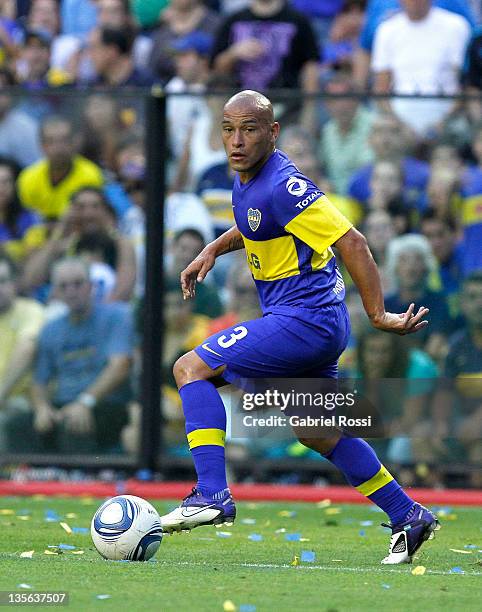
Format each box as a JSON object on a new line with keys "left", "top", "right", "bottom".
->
{"left": 194, "top": 303, "right": 350, "bottom": 382}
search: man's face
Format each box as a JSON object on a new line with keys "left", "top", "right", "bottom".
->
{"left": 42, "top": 121, "right": 74, "bottom": 164}
{"left": 175, "top": 50, "right": 205, "bottom": 84}
{"left": 172, "top": 232, "right": 204, "bottom": 273}
{"left": 72, "top": 191, "right": 112, "bottom": 233}
{"left": 396, "top": 251, "right": 427, "bottom": 289}
{"left": 98, "top": 0, "right": 126, "bottom": 27}
{"left": 28, "top": 0, "right": 59, "bottom": 33}
{"left": 370, "top": 161, "right": 402, "bottom": 201}
{"left": 462, "top": 281, "right": 482, "bottom": 328}
{"left": 89, "top": 29, "right": 112, "bottom": 75}
{"left": 0, "top": 262, "right": 15, "bottom": 313}
{"left": 369, "top": 117, "right": 402, "bottom": 159}
{"left": 22, "top": 39, "right": 50, "bottom": 80}
{"left": 421, "top": 218, "right": 454, "bottom": 263}
{"left": 401, "top": 0, "right": 432, "bottom": 20}
{"left": 325, "top": 81, "right": 358, "bottom": 124}
{"left": 222, "top": 102, "right": 279, "bottom": 174}
{"left": 53, "top": 264, "right": 92, "bottom": 314}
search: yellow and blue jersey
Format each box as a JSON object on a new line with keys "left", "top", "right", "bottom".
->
{"left": 233, "top": 149, "right": 353, "bottom": 313}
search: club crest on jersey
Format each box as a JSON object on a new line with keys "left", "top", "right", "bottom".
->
{"left": 247, "top": 207, "right": 261, "bottom": 231}
{"left": 286, "top": 176, "right": 308, "bottom": 197}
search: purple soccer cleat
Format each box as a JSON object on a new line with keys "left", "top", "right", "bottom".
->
{"left": 381, "top": 503, "right": 440, "bottom": 564}
{"left": 160, "top": 487, "right": 236, "bottom": 534}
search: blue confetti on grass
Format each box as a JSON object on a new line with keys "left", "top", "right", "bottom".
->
{"left": 58, "top": 544, "right": 76, "bottom": 550}
{"left": 301, "top": 551, "right": 316, "bottom": 563}
{"left": 450, "top": 567, "right": 465, "bottom": 574}
{"left": 285, "top": 533, "right": 301, "bottom": 542}
{"left": 359, "top": 530, "right": 366, "bottom": 537}
{"left": 239, "top": 605, "right": 256, "bottom": 612}
{"left": 72, "top": 527, "right": 89, "bottom": 534}
{"left": 216, "top": 531, "right": 232, "bottom": 538}
{"left": 464, "top": 544, "right": 477, "bottom": 549}
{"left": 382, "top": 584, "right": 391, "bottom": 589}
{"left": 248, "top": 533, "right": 263, "bottom": 542}
{"left": 360, "top": 520, "right": 374, "bottom": 527}
{"left": 45, "top": 510, "right": 60, "bottom": 522}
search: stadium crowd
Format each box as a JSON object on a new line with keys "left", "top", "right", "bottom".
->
{"left": 0, "top": 0, "right": 481, "bottom": 486}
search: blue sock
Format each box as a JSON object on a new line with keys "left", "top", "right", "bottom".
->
{"left": 324, "top": 436, "right": 414, "bottom": 524}
{"left": 179, "top": 380, "right": 228, "bottom": 497}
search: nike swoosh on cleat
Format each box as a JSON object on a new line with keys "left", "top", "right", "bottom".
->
{"left": 201, "top": 343, "right": 222, "bottom": 357}
{"left": 180, "top": 504, "right": 218, "bottom": 518}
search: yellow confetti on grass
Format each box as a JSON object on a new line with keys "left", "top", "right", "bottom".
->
{"left": 316, "top": 499, "right": 332, "bottom": 508}
{"left": 223, "top": 600, "right": 236, "bottom": 611}
{"left": 290, "top": 555, "right": 300, "bottom": 566}
{"left": 79, "top": 497, "right": 95, "bottom": 505}
{"left": 450, "top": 549, "right": 473, "bottom": 554}
{"left": 325, "top": 507, "right": 341, "bottom": 515}
{"left": 44, "top": 550, "right": 59, "bottom": 555}
{"left": 20, "top": 551, "right": 34, "bottom": 558}
{"left": 60, "top": 522, "right": 72, "bottom": 534}
{"left": 0, "top": 509, "right": 15, "bottom": 515}
{"left": 71, "top": 550, "right": 84, "bottom": 555}
{"left": 412, "top": 566, "right": 426, "bottom": 575}
{"left": 32, "top": 495, "right": 46, "bottom": 500}
{"left": 17, "top": 516, "right": 30, "bottom": 521}
{"left": 66, "top": 513, "right": 78, "bottom": 519}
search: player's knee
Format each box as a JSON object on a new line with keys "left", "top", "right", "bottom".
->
{"left": 173, "top": 352, "right": 208, "bottom": 388}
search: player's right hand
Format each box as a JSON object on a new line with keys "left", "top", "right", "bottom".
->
{"left": 371, "top": 303, "right": 429, "bottom": 335}
{"left": 180, "top": 248, "right": 216, "bottom": 300}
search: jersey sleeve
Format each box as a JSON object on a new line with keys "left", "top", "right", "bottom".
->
{"left": 272, "top": 174, "right": 353, "bottom": 254}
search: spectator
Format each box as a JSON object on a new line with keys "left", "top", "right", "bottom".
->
{"left": 356, "top": 325, "right": 438, "bottom": 474}
{"left": 421, "top": 209, "right": 464, "bottom": 316}
{"left": 362, "top": 209, "right": 396, "bottom": 292}
{"left": 166, "top": 31, "right": 214, "bottom": 159}
{"left": 88, "top": 26, "right": 155, "bottom": 87}
{"left": 0, "top": 0, "right": 23, "bottom": 67}
{"left": 353, "top": 0, "right": 475, "bottom": 89}
{"left": 347, "top": 113, "right": 429, "bottom": 208}
{"left": 17, "top": 29, "right": 73, "bottom": 90}
{"left": 371, "top": 0, "right": 471, "bottom": 136}
{"left": 61, "top": 0, "right": 98, "bottom": 38}
{"left": 149, "top": 0, "right": 221, "bottom": 84}
{"left": 0, "top": 254, "right": 44, "bottom": 452}
{"left": 0, "top": 157, "right": 44, "bottom": 262}
{"left": 172, "top": 76, "right": 229, "bottom": 192}
{"left": 22, "top": 187, "right": 136, "bottom": 303}
{"left": 462, "top": 26, "right": 482, "bottom": 124}
{"left": 429, "top": 272, "right": 482, "bottom": 486}
{"left": 0, "top": 67, "right": 42, "bottom": 167}
{"left": 319, "top": 69, "right": 374, "bottom": 194}
{"left": 69, "top": 0, "right": 154, "bottom": 84}
{"left": 167, "top": 228, "right": 223, "bottom": 318}
{"left": 17, "top": 116, "right": 104, "bottom": 220}
{"left": 366, "top": 160, "right": 416, "bottom": 229}
{"left": 211, "top": 0, "right": 319, "bottom": 92}
{"left": 196, "top": 160, "right": 235, "bottom": 238}
{"left": 321, "top": 0, "right": 366, "bottom": 70}
{"left": 78, "top": 94, "right": 122, "bottom": 172}
{"left": 5, "top": 257, "right": 134, "bottom": 454}
{"left": 385, "top": 233, "right": 457, "bottom": 363}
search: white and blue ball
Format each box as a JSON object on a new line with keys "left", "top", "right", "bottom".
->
{"left": 91, "top": 495, "right": 163, "bottom": 561}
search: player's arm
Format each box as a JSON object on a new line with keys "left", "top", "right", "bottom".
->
{"left": 180, "top": 225, "right": 244, "bottom": 299}
{"left": 334, "top": 228, "right": 429, "bottom": 335}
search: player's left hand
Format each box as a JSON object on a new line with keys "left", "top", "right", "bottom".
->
{"left": 180, "top": 247, "right": 216, "bottom": 300}
{"left": 371, "top": 303, "right": 429, "bottom": 335}
{"left": 59, "top": 402, "right": 94, "bottom": 434}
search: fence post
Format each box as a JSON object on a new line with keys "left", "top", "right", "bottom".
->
{"left": 139, "top": 87, "right": 166, "bottom": 473}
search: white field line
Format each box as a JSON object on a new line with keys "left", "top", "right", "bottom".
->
{"left": 156, "top": 559, "right": 482, "bottom": 577}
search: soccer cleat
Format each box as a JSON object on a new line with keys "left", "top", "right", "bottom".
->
{"left": 160, "top": 487, "right": 236, "bottom": 534}
{"left": 381, "top": 503, "right": 440, "bottom": 564}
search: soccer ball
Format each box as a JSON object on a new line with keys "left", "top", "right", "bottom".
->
{"left": 91, "top": 495, "right": 163, "bottom": 561}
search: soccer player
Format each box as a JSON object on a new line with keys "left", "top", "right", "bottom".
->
{"left": 160, "top": 91, "right": 439, "bottom": 564}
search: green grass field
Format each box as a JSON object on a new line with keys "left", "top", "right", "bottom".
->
{"left": 0, "top": 496, "right": 480, "bottom": 611}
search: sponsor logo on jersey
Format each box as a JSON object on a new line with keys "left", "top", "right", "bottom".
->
{"left": 247, "top": 207, "right": 262, "bottom": 231}
{"left": 295, "top": 190, "right": 321, "bottom": 210}
{"left": 286, "top": 176, "right": 308, "bottom": 197}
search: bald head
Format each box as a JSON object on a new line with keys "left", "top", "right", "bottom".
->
{"left": 224, "top": 90, "right": 274, "bottom": 125}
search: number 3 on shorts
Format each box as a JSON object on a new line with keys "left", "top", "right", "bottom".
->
{"left": 218, "top": 326, "right": 248, "bottom": 348}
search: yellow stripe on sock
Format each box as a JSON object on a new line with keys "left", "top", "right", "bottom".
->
{"left": 187, "top": 428, "right": 225, "bottom": 449}
{"left": 356, "top": 465, "right": 394, "bottom": 497}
